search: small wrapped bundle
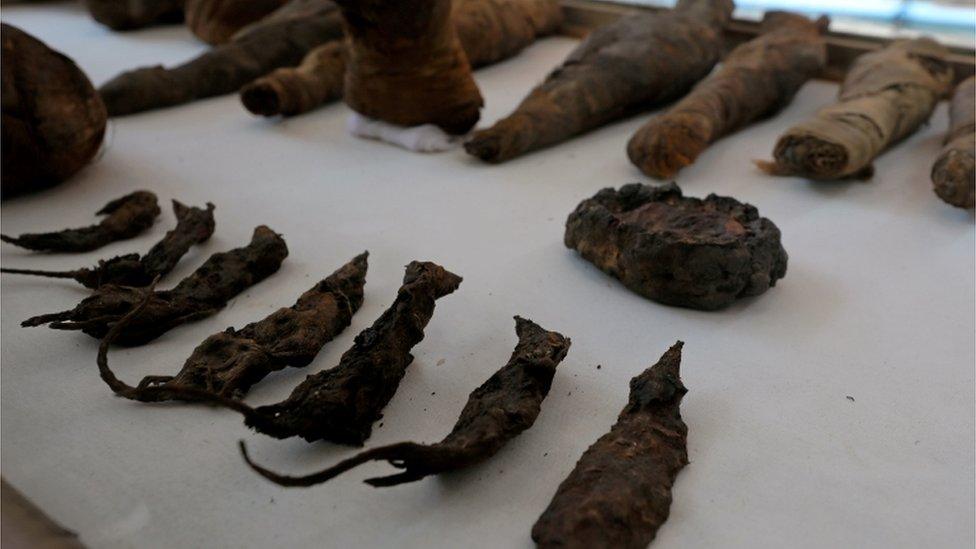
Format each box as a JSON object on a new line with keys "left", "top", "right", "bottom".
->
{"left": 240, "top": 0, "right": 562, "bottom": 118}
{"left": 464, "top": 0, "right": 734, "bottom": 163}
{"left": 2, "top": 24, "right": 107, "bottom": 199}
{"left": 758, "top": 38, "right": 954, "bottom": 180}
{"left": 184, "top": 0, "right": 288, "bottom": 45}
{"left": 336, "top": 0, "right": 484, "bottom": 135}
{"left": 85, "top": 0, "right": 185, "bottom": 30}
{"left": 628, "top": 11, "right": 828, "bottom": 179}
{"left": 931, "top": 76, "right": 975, "bottom": 209}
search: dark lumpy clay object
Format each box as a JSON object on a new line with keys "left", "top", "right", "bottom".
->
{"left": 564, "top": 182, "right": 788, "bottom": 310}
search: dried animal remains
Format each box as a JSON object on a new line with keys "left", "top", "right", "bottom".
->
{"left": 2, "top": 191, "right": 160, "bottom": 253}
{"left": 2, "top": 201, "right": 215, "bottom": 288}
{"left": 532, "top": 342, "right": 688, "bottom": 549}
{"left": 241, "top": 316, "right": 570, "bottom": 487}
{"left": 23, "top": 226, "right": 288, "bottom": 346}
{"left": 97, "top": 253, "right": 367, "bottom": 401}
{"left": 99, "top": 0, "right": 343, "bottom": 116}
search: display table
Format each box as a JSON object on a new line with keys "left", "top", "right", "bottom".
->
{"left": 2, "top": 4, "right": 974, "bottom": 548}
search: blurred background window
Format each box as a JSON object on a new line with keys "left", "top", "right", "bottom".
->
{"left": 607, "top": 0, "right": 976, "bottom": 49}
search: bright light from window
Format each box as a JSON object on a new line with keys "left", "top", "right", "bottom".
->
{"left": 607, "top": 0, "right": 976, "bottom": 49}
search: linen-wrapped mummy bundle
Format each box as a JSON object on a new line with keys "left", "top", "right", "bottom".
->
{"left": 334, "top": 0, "right": 484, "bottom": 135}
{"left": 240, "top": 41, "right": 348, "bottom": 117}
{"left": 758, "top": 38, "right": 954, "bottom": 180}
{"left": 931, "top": 76, "right": 975, "bottom": 209}
{"left": 628, "top": 11, "right": 828, "bottom": 179}
{"left": 99, "top": 0, "right": 344, "bottom": 116}
{"left": 464, "top": 0, "right": 734, "bottom": 163}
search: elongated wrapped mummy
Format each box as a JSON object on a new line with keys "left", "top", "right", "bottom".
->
{"left": 758, "top": 38, "right": 954, "bottom": 180}
{"left": 931, "top": 76, "right": 975, "bottom": 209}
{"left": 99, "top": 0, "right": 343, "bottom": 116}
{"left": 464, "top": 0, "right": 734, "bottom": 163}
{"left": 628, "top": 11, "right": 828, "bottom": 179}
{"left": 85, "top": 0, "right": 185, "bottom": 31}
{"left": 240, "top": 0, "right": 562, "bottom": 117}
{"left": 184, "top": 0, "right": 287, "bottom": 45}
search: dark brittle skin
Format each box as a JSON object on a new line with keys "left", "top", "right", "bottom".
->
{"left": 2, "top": 201, "right": 216, "bottom": 288}
{"left": 23, "top": 225, "right": 288, "bottom": 346}
{"left": 1, "top": 191, "right": 160, "bottom": 252}
{"left": 565, "top": 182, "right": 788, "bottom": 310}
{"left": 239, "top": 0, "right": 562, "bottom": 118}
{"left": 244, "top": 261, "right": 462, "bottom": 444}
{"left": 97, "top": 252, "right": 368, "bottom": 401}
{"left": 932, "top": 76, "right": 975, "bottom": 209}
{"left": 241, "top": 316, "right": 571, "bottom": 487}
{"left": 532, "top": 342, "right": 688, "bottom": 549}
{"left": 158, "top": 261, "right": 462, "bottom": 445}
{"left": 138, "top": 201, "right": 217, "bottom": 281}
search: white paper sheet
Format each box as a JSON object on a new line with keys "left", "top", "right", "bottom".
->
{"left": 1, "top": 4, "right": 974, "bottom": 548}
